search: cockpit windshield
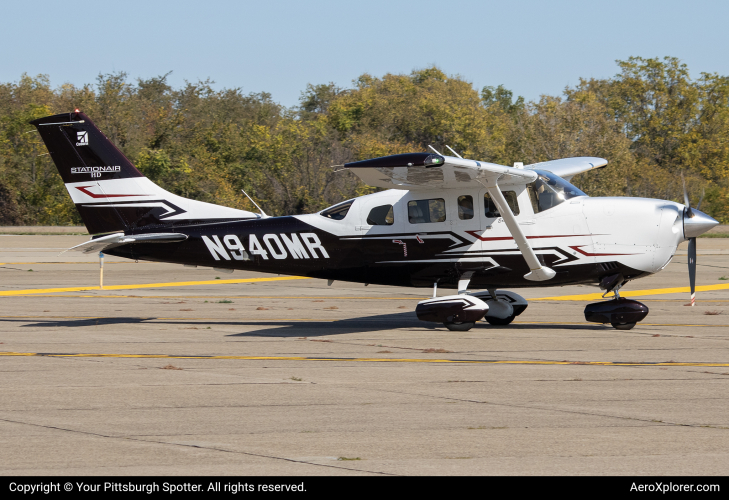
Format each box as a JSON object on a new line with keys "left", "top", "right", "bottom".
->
{"left": 527, "top": 169, "right": 587, "bottom": 213}
{"left": 320, "top": 199, "right": 354, "bottom": 220}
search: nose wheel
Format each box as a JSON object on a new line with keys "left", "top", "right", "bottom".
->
{"left": 611, "top": 322, "right": 636, "bottom": 330}
{"left": 585, "top": 283, "right": 649, "bottom": 329}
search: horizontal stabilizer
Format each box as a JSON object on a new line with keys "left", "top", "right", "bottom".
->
{"left": 525, "top": 157, "right": 607, "bottom": 180}
{"left": 64, "top": 232, "right": 188, "bottom": 254}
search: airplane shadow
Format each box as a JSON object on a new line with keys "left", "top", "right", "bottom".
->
{"left": 7, "top": 316, "right": 158, "bottom": 328}
{"left": 5, "top": 312, "right": 604, "bottom": 337}
{"left": 224, "top": 314, "right": 605, "bottom": 337}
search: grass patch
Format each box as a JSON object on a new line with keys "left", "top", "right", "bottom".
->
{"left": 337, "top": 457, "right": 361, "bottom": 461}
{"left": 217, "top": 299, "right": 233, "bottom": 303}
{"left": 289, "top": 376, "right": 302, "bottom": 381}
{"left": 698, "top": 233, "right": 729, "bottom": 238}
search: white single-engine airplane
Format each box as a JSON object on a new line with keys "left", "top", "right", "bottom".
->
{"left": 31, "top": 111, "right": 719, "bottom": 331}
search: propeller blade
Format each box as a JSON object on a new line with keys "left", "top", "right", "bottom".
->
{"left": 681, "top": 174, "right": 694, "bottom": 218}
{"left": 688, "top": 237, "right": 697, "bottom": 306}
{"left": 697, "top": 188, "right": 705, "bottom": 211}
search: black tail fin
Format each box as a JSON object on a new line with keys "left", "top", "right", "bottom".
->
{"left": 31, "top": 111, "right": 257, "bottom": 235}
{"left": 30, "top": 111, "right": 144, "bottom": 183}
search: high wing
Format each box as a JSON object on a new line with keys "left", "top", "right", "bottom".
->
{"left": 344, "top": 153, "right": 537, "bottom": 190}
{"left": 344, "top": 152, "right": 555, "bottom": 282}
{"left": 524, "top": 157, "right": 607, "bottom": 181}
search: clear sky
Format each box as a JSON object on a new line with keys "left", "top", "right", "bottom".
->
{"left": 3, "top": 0, "right": 728, "bottom": 108}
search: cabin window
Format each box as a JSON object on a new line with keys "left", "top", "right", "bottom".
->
{"left": 367, "top": 205, "right": 394, "bottom": 225}
{"left": 457, "top": 195, "right": 474, "bottom": 220}
{"left": 408, "top": 199, "right": 446, "bottom": 223}
{"left": 527, "top": 170, "right": 587, "bottom": 213}
{"left": 320, "top": 200, "right": 354, "bottom": 220}
{"left": 484, "top": 191, "right": 520, "bottom": 218}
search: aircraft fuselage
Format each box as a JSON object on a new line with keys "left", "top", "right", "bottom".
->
{"left": 106, "top": 188, "right": 686, "bottom": 291}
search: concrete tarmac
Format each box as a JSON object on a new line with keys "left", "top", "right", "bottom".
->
{"left": 1, "top": 235, "right": 728, "bottom": 475}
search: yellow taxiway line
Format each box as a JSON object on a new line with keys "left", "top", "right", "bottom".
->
{"left": 0, "top": 276, "right": 311, "bottom": 296}
{"left": 0, "top": 315, "right": 333, "bottom": 322}
{"left": 0, "top": 261, "right": 150, "bottom": 265}
{"left": 2, "top": 351, "right": 729, "bottom": 367}
{"left": 1, "top": 276, "right": 728, "bottom": 300}
{"left": 534, "top": 283, "right": 729, "bottom": 301}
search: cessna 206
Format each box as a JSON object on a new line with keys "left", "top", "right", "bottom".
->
{"left": 31, "top": 111, "right": 719, "bottom": 331}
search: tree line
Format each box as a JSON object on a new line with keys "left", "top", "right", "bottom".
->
{"left": 1, "top": 57, "right": 728, "bottom": 226}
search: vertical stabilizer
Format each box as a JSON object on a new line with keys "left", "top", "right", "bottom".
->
{"left": 31, "top": 111, "right": 258, "bottom": 234}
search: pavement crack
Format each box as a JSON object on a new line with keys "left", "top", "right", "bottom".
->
{"left": 350, "top": 386, "right": 725, "bottom": 430}
{"left": 0, "top": 416, "right": 393, "bottom": 475}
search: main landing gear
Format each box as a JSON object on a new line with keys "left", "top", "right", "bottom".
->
{"left": 444, "top": 321, "right": 476, "bottom": 332}
{"left": 415, "top": 280, "right": 529, "bottom": 331}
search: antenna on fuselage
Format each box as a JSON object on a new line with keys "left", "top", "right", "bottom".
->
{"left": 241, "top": 189, "right": 269, "bottom": 219}
{"left": 445, "top": 145, "right": 462, "bottom": 158}
{"left": 428, "top": 145, "right": 443, "bottom": 155}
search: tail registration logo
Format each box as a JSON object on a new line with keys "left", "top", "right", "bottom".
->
{"left": 76, "top": 131, "right": 88, "bottom": 146}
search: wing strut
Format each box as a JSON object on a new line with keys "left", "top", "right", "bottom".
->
{"left": 484, "top": 178, "right": 556, "bottom": 281}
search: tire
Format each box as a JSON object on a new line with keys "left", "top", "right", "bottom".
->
{"left": 444, "top": 321, "right": 475, "bottom": 331}
{"left": 485, "top": 314, "right": 516, "bottom": 326}
{"left": 611, "top": 322, "right": 636, "bottom": 330}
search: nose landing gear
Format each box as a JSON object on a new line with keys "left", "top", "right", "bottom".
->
{"left": 584, "top": 279, "right": 649, "bottom": 330}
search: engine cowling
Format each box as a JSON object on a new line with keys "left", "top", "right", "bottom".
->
{"left": 416, "top": 295, "right": 488, "bottom": 323}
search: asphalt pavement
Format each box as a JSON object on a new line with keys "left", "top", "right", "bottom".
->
{"left": 1, "top": 235, "right": 728, "bottom": 475}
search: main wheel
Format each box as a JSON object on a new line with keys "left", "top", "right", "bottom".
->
{"left": 444, "top": 321, "right": 475, "bottom": 331}
{"left": 611, "top": 322, "right": 636, "bottom": 330}
{"left": 485, "top": 314, "right": 516, "bottom": 326}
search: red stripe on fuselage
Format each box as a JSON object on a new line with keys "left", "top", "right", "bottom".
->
{"left": 75, "top": 186, "right": 147, "bottom": 198}
{"left": 465, "top": 230, "right": 594, "bottom": 241}
{"left": 569, "top": 245, "right": 637, "bottom": 257}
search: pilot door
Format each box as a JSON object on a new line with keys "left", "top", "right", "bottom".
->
{"left": 477, "top": 185, "right": 537, "bottom": 271}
